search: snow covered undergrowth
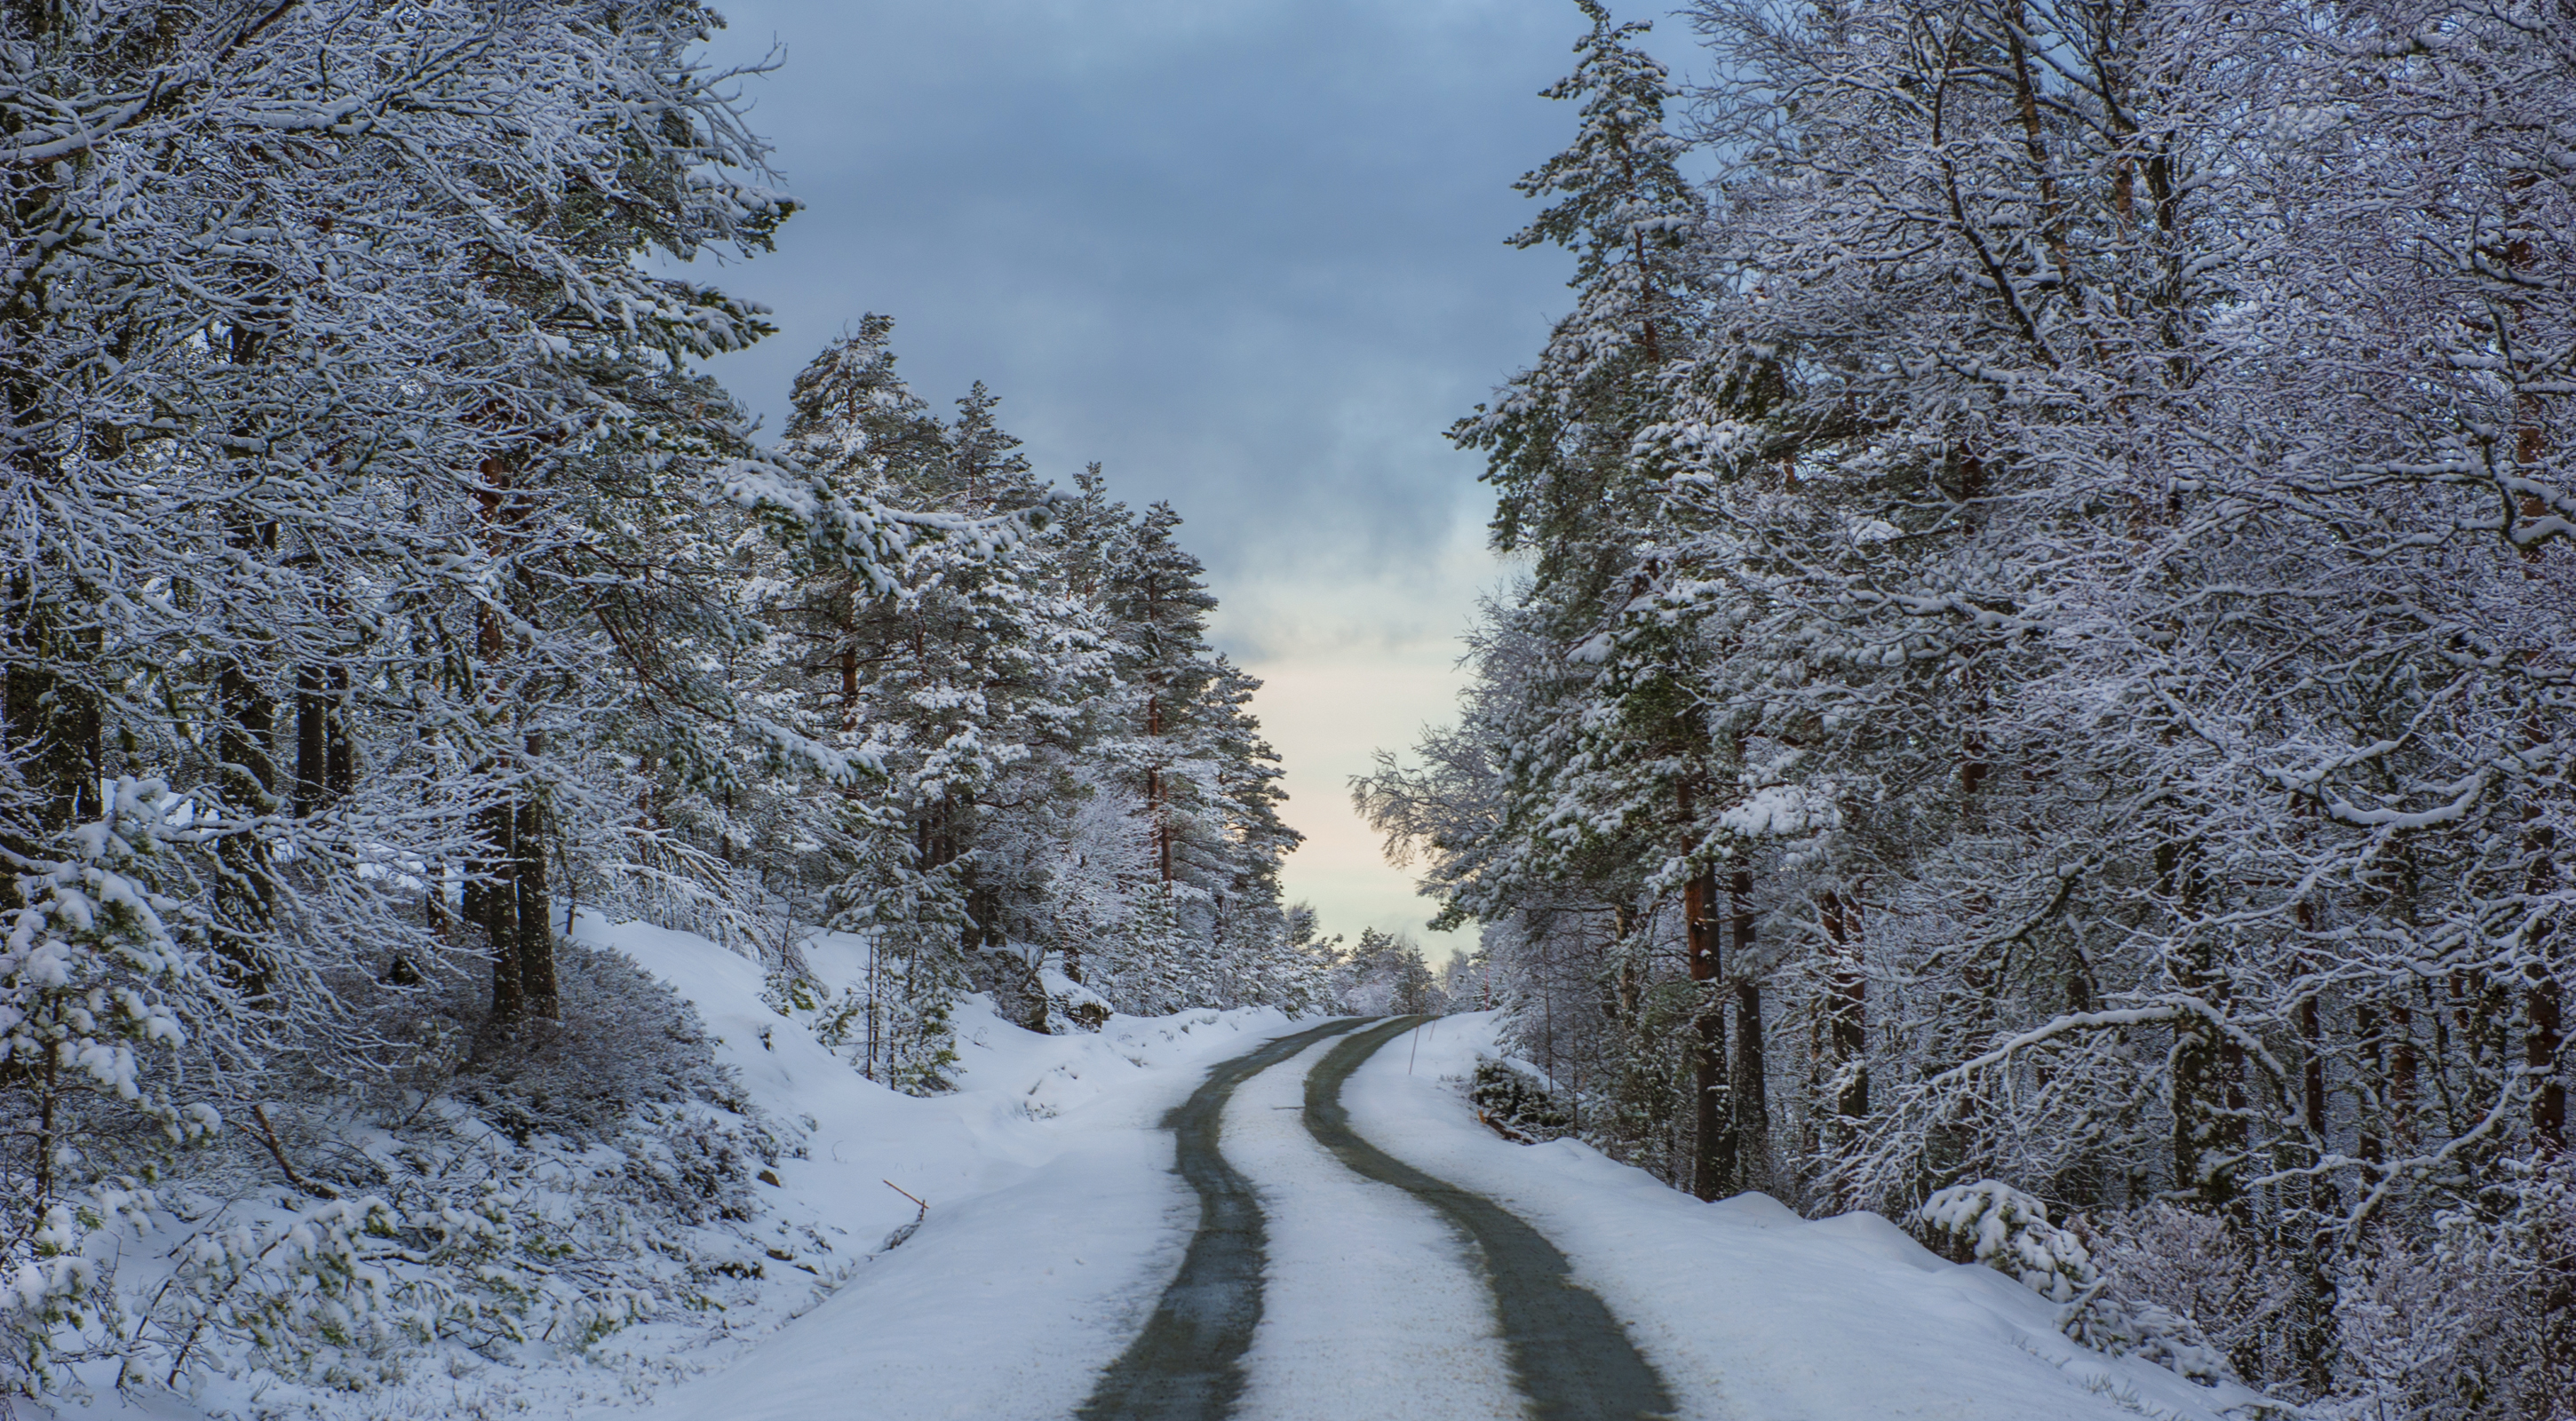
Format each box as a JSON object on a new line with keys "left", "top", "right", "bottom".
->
{"left": 1350, "top": 1013, "right": 2280, "bottom": 1421}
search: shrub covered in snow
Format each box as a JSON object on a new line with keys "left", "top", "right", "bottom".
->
{"left": 1912, "top": 1181, "right": 2232, "bottom": 1385}
{"left": 2318, "top": 1163, "right": 2576, "bottom": 1421}
{"left": 1470, "top": 1059, "right": 1574, "bottom": 1144}
{"left": 0, "top": 913, "right": 781, "bottom": 1411}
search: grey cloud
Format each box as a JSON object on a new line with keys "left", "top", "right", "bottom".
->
{"left": 680, "top": 0, "right": 1618, "bottom": 659}
{"left": 673, "top": 0, "right": 1700, "bottom": 941}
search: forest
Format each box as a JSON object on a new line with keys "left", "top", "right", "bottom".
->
{"left": 1, "top": 0, "right": 2571, "bottom": 1417}
{"left": 0, "top": 0, "right": 1335, "bottom": 1404}
{"left": 1358, "top": 1, "right": 2574, "bottom": 1415}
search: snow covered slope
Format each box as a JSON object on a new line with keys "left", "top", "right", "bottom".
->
{"left": 572, "top": 917, "right": 1317, "bottom": 1421}
{"left": 1349, "top": 1013, "right": 2273, "bottom": 1421}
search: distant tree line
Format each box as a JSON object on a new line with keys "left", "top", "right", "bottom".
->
{"left": 738, "top": 318, "right": 1331, "bottom": 1091}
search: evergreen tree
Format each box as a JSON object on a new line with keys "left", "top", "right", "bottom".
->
{"left": 1379, "top": 0, "right": 2575, "bottom": 1405}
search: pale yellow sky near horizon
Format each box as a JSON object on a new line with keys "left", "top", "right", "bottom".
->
{"left": 1219, "top": 508, "right": 1501, "bottom": 968}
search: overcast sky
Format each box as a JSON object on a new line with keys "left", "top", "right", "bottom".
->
{"left": 677, "top": 1, "right": 1697, "bottom": 959}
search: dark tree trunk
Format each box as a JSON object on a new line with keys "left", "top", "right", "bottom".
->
{"left": 215, "top": 655, "right": 277, "bottom": 999}
{"left": 296, "top": 665, "right": 327, "bottom": 815}
{"left": 481, "top": 797, "right": 524, "bottom": 1025}
{"left": 1731, "top": 869, "right": 1769, "bottom": 1195}
{"left": 514, "top": 792, "right": 557, "bottom": 1021}
{"left": 1, "top": 579, "right": 104, "bottom": 908}
{"left": 1822, "top": 890, "right": 1868, "bottom": 1121}
{"left": 2526, "top": 824, "right": 2565, "bottom": 1155}
{"left": 325, "top": 663, "right": 353, "bottom": 798}
{"left": 2356, "top": 1003, "right": 2385, "bottom": 1166}
{"left": 1685, "top": 867, "right": 1731, "bottom": 1199}
{"left": 2389, "top": 1004, "right": 2418, "bottom": 1155}
{"left": 295, "top": 663, "right": 354, "bottom": 816}
{"left": 2535, "top": 963, "right": 2567, "bottom": 1155}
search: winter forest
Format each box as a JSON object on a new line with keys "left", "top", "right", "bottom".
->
{"left": 1359, "top": 0, "right": 2576, "bottom": 1415}
{"left": 0, "top": 0, "right": 1347, "bottom": 1406}
{"left": 0, "top": 0, "right": 2569, "bottom": 1418}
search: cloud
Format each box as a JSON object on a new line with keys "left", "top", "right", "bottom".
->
{"left": 672, "top": 0, "right": 1698, "bottom": 945}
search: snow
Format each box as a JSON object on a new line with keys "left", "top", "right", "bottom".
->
{"left": 1226, "top": 1035, "right": 1521, "bottom": 1421}
{"left": 28, "top": 923, "right": 2288, "bottom": 1419}
{"left": 1340, "top": 1013, "right": 2268, "bottom": 1421}
{"left": 603, "top": 964, "right": 2270, "bottom": 1421}
{"left": 1715, "top": 782, "right": 1839, "bottom": 838}
{"left": 573, "top": 917, "right": 1319, "bottom": 1421}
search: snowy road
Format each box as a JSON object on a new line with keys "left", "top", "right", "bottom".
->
{"left": 1299, "top": 1019, "right": 1671, "bottom": 1421}
{"left": 618, "top": 994, "right": 2250, "bottom": 1421}
{"left": 1073, "top": 1018, "right": 1371, "bottom": 1419}
{"left": 1080, "top": 1015, "right": 1667, "bottom": 1421}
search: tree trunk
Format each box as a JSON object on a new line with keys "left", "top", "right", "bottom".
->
{"left": 1146, "top": 691, "right": 1173, "bottom": 885}
{"left": 294, "top": 655, "right": 354, "bottom": 817}
{"left": 1685, "top": 867, "right": 1731, "bottom": 1199}
{"left": 514, "top": 790, "right": 557, "bottom": 1021}
{"left": 2533, "top": 957, "right": 2566, "bottom": 1155}
{"left": 215, "top": 655, "right": 277, "bottom": 998}
{"left": 1735, "top": 977, "right": 1770, "bottom": 1195}
{"left": 1822, "top": 889, "right": 1868, "bottom": 1120}
{"left": 296, "top": 665, "right": 327, "bottom": 815}
{"left": 1, "top": 577, "right": 103, "bottom": 902}
{"left": 481, "top": 796, "right": 524, "bottom": 1025}
{"left": 1731, "top": 869, "right": 1769, "bottom": 1196}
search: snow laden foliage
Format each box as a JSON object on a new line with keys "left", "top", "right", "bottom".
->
{"left": 0, "top": 0, "right": 829, "bottom": 1401}
{"left": 723, "top": 320, "right": 1331, "bottom": 1090}
{"left": 1913, "top": 1180, "right": 2231, "bottom": 1385}
{"left": 1332, "top": 927, "right": 1448, "bottom": 1016}
{"left": 0, "top": 2, "right": 1325, "bottom": 1409}
{"left": 1360, "top": 1, "right": 2576, "bottom": 1412}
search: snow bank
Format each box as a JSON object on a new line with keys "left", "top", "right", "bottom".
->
{"left": 575, "top": 917, "right": 1319, "bottom": 1421}
{"left": 1345, "top": 1013, "right": 2270, "bottom": 1421}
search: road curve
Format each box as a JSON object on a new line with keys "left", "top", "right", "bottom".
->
{"left": 1305, "top": 1017, "right": 1676, "bottom": 1421}
{"left": 1074, "top": 1017, "right": 1368, "bottom": 1421}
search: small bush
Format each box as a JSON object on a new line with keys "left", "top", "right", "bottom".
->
{"left": 1470, "top": 1059, "right": 1574, "bottom": 1143}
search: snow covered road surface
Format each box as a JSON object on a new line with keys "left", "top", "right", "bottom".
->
{"left": 1077, "top": 1014, "right": 1668, "bottom": 1421}
{"left": 1074, "top": 1018, "right": 1370, "bottom": 1420}
{"left": 1226, "top": 1028, "right": 1525, "bottom": 1421}
{"left": 1304, "top": 1018, "right": 1673, "bottom": 1421}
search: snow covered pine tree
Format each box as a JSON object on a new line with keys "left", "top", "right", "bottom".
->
{"left": 1368, "top": 1, "right": 2576, "bottom": 1411}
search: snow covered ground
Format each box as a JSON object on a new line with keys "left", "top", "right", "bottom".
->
{"left": 33, "top": 922, "right": 2282, "bottom": 1419}
{"left": 590, "top": 924, "right": 2271, "bottom": 1421}
{"left": 1349, "top": 1014, "right": 2270, "bottom": 1421}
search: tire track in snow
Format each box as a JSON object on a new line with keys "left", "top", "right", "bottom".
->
{"left": 1226, "top": 1030, "right": 1524, "bottom": 1421}
{"left": 1075, "top": 1017, "right": 1369, "bottom": 1421}
{"left": 1304, "top": 1017, "right": 1677, "bottom": 1421}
